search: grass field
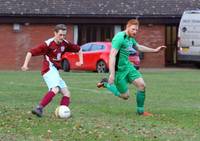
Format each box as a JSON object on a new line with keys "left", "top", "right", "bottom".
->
{"left": 0, "top": 69, "right": 200, "bottom": 141}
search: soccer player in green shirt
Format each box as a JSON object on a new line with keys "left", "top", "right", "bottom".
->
{"left": 97, "top": 19, "right": 166, "bottom": 116}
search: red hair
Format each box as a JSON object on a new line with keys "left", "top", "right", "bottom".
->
{"left": 126, "top": 19, "right": 139, "bottom": 28}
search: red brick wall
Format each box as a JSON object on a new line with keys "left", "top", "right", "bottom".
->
{"left": 0, "top": 24, "right": 17, "bottom": 70}
{"left": 136, "top": 24, "right": 166, "bottom": 68}
{"left": 0, "top": 24, "right": 165, "bottom": 70}
{"left": 0, "top": 24, "right": 74, "bottom": 70}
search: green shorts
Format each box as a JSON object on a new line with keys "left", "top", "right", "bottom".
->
{"left": 115, "top": 66, "right": 142, "bottom": 93}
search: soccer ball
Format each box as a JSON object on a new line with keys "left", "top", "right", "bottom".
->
{"left": 55, "top": 105, "right": 71, "bottom": 119}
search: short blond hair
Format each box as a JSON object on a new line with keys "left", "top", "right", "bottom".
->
{"left": 126, "top": 19, "right": 139, "bottom": 28}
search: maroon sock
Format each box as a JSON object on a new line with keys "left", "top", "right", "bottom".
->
{"left": 60, "top": 96, "right": 70, "bottom": 106}
{"left": 39, "top": 91, "right": 56, "bottom": 108}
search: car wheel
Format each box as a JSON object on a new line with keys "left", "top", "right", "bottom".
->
{"left": 62, "top": 59, "right": 70, "bottom": 72}
{"left": 96, "top": 60, "right": 108, "bottom": 73}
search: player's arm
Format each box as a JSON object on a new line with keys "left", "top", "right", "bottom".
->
{"left": 76, "top": 48, "right": 83, "bottom": 66}
{"left": 108, "top": 48, "right": 118, "bottom": 84}
{"left": 65, "top": 42, "right": 83, "bottom": 66}
{"left": 21, "top": 52, "right": 32, "bottom": 71}
{"left": 21, "top": 43, "right": 48, "bottom": 71}
{"left": 136, "top": 43, "right": 166, "bottom": 53}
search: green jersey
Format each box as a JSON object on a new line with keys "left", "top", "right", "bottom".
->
{"left": 112, "top": 31, "right": 137, "bottom": 71}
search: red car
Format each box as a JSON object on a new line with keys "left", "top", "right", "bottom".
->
{"left": 61, "top": 42, "right": 140, "bottom": 73}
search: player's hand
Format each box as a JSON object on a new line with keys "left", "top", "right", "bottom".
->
{"left": 75, "top": 61, "right": 83, "bottom": 67}
{"left": 108, "top": 74, "right": 115, "bottom": 84}
{"left": 21, "top": 66, "right": 29, "bottom": 71}
{"left": 155, "top": 46, "right": 166, "bottom": 52}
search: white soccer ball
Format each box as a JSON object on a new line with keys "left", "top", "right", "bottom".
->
{"left": 55, "top": 105, "right": 71, "bottom": 119}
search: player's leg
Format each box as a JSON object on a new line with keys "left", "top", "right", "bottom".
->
{"left": 97, "top": 76, "right": 130, "bottom": 100}
{"left": 97, "top": 78, "right": 121, "bottom": 96}
{"left": 32, "top": 66, "right": 60, "bottom": 117}
{"left": 39, "top": 86, "right": 59, "bottom": 108}
{"left": 60, "top": 88, "right": 71, "bottom": 106}
{"left": 133, "top": 77, "right": 146, "bottom": 114}
{"left": 133, "top": 77, "right": 153, "bottom": 116}
{"left": 119, "top": 90, "right": 130, "bottom": 100}
{"left": 59, "top": 79, "right": 71, "bottom": 106}
{"left": 116, "top": 78, "right": 130, "bottom": 100}
{"left": 32, "top": 86, "right": 59, "bottom": 117}
{"left": 128, "top": 67, "right": 152, "bottom": 116}
{"left": 97, "top": 70, "right": 130, "bottom": 97}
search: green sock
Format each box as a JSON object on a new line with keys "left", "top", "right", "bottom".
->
{"left": 136, "top": 90, "right": 145, "bottom": 114}
{"left": 103, "top": 82, "right": 120, "bottom": 96}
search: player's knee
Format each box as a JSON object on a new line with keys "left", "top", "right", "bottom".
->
{"left": 63, "top": 91, "right": 70, "bottom": 97}
{"left": 51, "top": 87, "right": 59, "bottom": 94}
{"left": 122, "top": 95, "right": 129, "bottom": 100}
{"left": 60, "top": 87, "right": 71, "bottom": 97}
{"left": 120, "top": 94, "right": 129, "bottom": 100}
{"left": 138, "top": 83, "right": 145, "bottom": 91}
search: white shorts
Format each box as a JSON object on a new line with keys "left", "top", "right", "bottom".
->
{"left": 43, "top": 65, "right": 67, "bottom": 91}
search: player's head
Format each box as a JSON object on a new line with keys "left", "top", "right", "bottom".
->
{"left": 54, "top": 24, "right": 67, "bottom": 44}
{"left": 125, "top": 19, "right": 139, "bottom": 37}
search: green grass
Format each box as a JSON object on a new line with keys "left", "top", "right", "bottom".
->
{"left": 0, "top": 69, "right": 200, "bottom": 141}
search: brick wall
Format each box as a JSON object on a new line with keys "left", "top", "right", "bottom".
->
{"left": 0, "top": 24, "right": 74, "bottom": 70}
{"left": 0, "top": 24, "right": 17, "bottom": 70}
{"left": 0, "top": 23, "right": 165, "bottom": 70}
{"left": 136, "top": 24, "right": 166, "bottom": 68}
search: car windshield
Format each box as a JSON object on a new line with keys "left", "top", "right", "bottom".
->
{"left": 91, "top": 44, "right": 105, "bottom": 51}
{"left": 81, "top": 43, "right": 105, "bottom": 52}
{"left": 81, "top": 43, "right": 91, "bottom": 52}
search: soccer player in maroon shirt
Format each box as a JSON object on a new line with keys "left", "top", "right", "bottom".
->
{"left": 21, "top": 24, "right": 83, "bottom": 117}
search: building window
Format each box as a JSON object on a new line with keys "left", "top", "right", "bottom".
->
{"left": 78, "top": 24, "right": 114, "bottom": 45}
{"left": 165, "top": 25, "right": 178, "bottom": 65}
{"left": 13, "top": 23, "right": 21, "bottom": 32}
{"left": 114, "top": 25, "right": 122, "bottom": 34}
{"left": 73, "top": 25, "right": 78, "bottom": 44}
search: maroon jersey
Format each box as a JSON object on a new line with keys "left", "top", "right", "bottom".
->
{"left": 30, "top": 37, "right": 80, "bottom": 75}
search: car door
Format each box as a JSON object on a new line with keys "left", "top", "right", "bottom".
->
{"left": 63, "top": 44, "right": 91, "bottom": 70}
{"left": 79, "top": 43, "right": 92, "bottom": 70}
{"left": 83, "top": 44, "right": 105, "bottom": 70}
{"left": 64, "top": 52, "right": 79, "bottom": 70}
